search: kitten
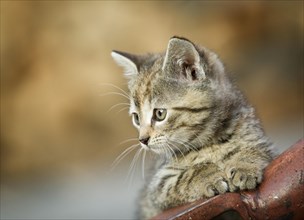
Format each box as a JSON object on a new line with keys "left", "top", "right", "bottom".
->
{"left": 111, "top": 37, "right": 274, "bottom": 219}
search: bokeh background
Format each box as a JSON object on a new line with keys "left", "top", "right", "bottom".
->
{"left": 1, "top": 1, "right": 303, "bottom": 219}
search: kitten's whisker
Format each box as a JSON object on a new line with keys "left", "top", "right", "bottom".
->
{"left": 165, "top": 143, "right": 180, "bottom": 169}
{"left": 172, "top": 137, "right": 199, "bottom": 153}
{"left": 159, "top": 145, "right": 167, "bottom": 161}
{"left": 163, "top": 145, "right": 173, "bottom": 159}
{"left": 118, "top": 138, "right": 138, "bottom": 146}
{"left": 173, "top": 140, "right": 189, "bottom": 163}
{"left": 169, "top": 138, "right": 200, "bottom": 166}
{"left": 168, "top": 140, "right": 185, "bottom": 161}
{"left": 127, "top": 148, "right": 141, "bottom": 179}
{"left": 116, "top": 106, "right": 130, "bottom": 114}
{"left": 111, "top": 143, "right": 140, "bottom": 170}
{"left": 167, "top": 144, "right": 177, "bottom": 161}
{"left": 193, "top": 133, "right": 204, "bottom": 148}
{"left": 168, "top": 139, "right": 185, "bottom": 155}
{"left": 133, "top": 148, "right": 143, "bottom": 183}
{"left": 188, "top": 143, "right": 200, "bottom": 152}
{"left": 167, "top": 139, "right": 188, "bottom": 162}
{"left": 107, "top": 102, "right": 130, "bottom": 113}
{"left": 127, "top": 148, "right": 143, "bottom": 187}
{"left": 142, "top": 149, "right": 147, "bottom": 180}
{"left": 180, "top": 142, "right": 198, "bottom": 156}
{"left": 184, "top": 142, "right": 199, "bottom": 152}
{"left": 157, "top": 144, "right": 165, "bottom": 160}
{"left": 99, "top": 92, "right": 130, "bottom": 101}
{"left": 126, "top": 148, "right": 140, "bottom": 186}
{"left": 99, "top": 83, "right": 130, "bottom": 98}
{"left": 164, "top": 141, "right": 178, "bottom": 162}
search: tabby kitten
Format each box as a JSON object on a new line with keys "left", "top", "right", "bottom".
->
{"left": 111, "top": 37, "right": 274, "bottom": 219}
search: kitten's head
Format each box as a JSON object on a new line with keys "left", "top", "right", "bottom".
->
{"left": 112, "top": 37, "right": 231, "bottom": 155}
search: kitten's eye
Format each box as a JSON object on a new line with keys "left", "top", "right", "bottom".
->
{"left": 132, "top": 113, "right": 140, "bottom": 126}
{"left": 154, "top": 109, "right": 167, "bottom": 121}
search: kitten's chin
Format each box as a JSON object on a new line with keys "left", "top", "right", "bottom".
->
{"left": 140, "top": 143, "right": 150, "bottom": 150}
{"left": 149, "top": 147, "right": 162, "bottom": 154}
{"left": 148, "top": 145, "right": 165, "bottom": 155}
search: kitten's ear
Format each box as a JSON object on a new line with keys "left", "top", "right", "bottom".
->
{"left": 111, "top": 50, "right": 139, "bottom": 78}
{"left": 162, "top": 37, "right": 205, "bottom": 81}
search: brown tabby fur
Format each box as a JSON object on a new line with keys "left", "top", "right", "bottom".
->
{"left": 111, "top": 37, "right": 274, "bottom": 219}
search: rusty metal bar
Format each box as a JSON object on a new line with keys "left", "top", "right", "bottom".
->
{"left": 152, "top": 139, "right": 304, "bottom": 220}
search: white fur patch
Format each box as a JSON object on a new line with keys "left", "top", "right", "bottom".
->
{"left": 142, "top": 100, "right": 153, "bottom": 126}
{"left": 111, "top": 51, "right": 138, "bottom": 77}
{"left": 218, "top": 180, "right": 228, "bottom": 191}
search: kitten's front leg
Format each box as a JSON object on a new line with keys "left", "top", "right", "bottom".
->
{"left": 156, "top": 163, "right": 230, "bottom": 207}
{"left": 186, "top": 163, "right": 230, "bottom": 198}
{"left": 140, "top": 163, "right": 231, "bottom": 219}
{"left": 224, "top": 149, "right": 272, "bottom": 191}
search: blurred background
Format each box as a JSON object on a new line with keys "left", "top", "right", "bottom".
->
{"left": 1, "top": 1, "right": 303, "bottom": 219}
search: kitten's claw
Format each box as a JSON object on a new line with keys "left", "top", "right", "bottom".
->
{"left": 245, "top": 176, "right": 257, "bottom": 190}
{"left": 226, "top": 166, "right": 262, "bottom": 191}
{"left": 204, "top": 177, "right": 229, "bottom": 197}
{"left": 214, "top": 179, "right": 228, "bottom": 194}
{"left": 205, "top": 183, "right": 216, "bottom": 197}
{"left": 232, "top": 170, "right": 247, "bottom": 190}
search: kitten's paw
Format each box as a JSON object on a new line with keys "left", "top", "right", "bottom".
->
{"left": 226, "top": 166, "right": 263, "bottom": 191}
{"left": 203, "top": 175, "right": 229, "bottom": 197}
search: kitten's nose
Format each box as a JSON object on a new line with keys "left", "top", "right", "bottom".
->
{"left": 139, "top": 136, "right": 150, "bottom": 146}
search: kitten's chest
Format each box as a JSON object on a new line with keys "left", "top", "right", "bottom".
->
{"left": 195, "top": 145, "right": 229, "bottom": 165}
{"left": 163, "top": 144, "right": 233, "bottom": 174}
{"left": 147, "top": 144, "right": 233, "bottom": 192}
{"left": 170, "top": 145, "right": 229, "bottom": 167}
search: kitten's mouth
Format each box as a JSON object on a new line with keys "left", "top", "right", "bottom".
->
{"left": 140, "top": 143, "right": 150, "bottom": 150}
{"left": 144, "top": 145, "right": 163, "bottom": 154}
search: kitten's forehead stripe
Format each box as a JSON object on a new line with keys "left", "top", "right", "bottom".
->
{"left": 132, "top": 69, "right": 161, "bottom": 112}
{"left": 172, "top": 106, "right": 213, "bottom": 113}
{"left": 142, "top": 78, "right": 152, "bottom": 104}
{"left": 133, "top": 90, "right": 140, "bottom": 108}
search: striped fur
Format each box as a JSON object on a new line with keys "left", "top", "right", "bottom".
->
{"left": 112, "top": 37, "right": 274, "bottom": 219}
